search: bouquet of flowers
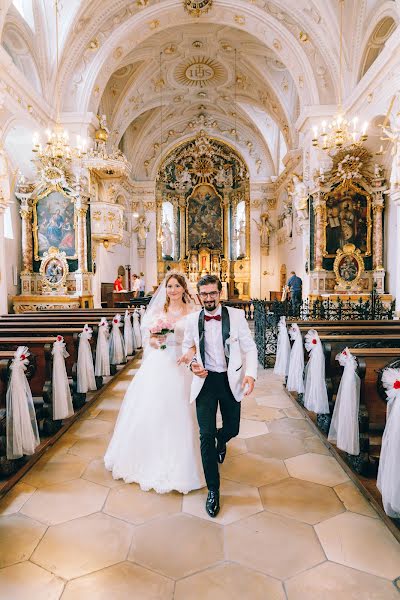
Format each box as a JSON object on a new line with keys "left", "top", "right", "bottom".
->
{"left": 150, "top": 318, "right": 174, "bottom": 350}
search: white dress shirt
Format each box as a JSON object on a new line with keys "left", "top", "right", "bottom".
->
{"left": 204, "top": 305, "right": 227, "bottom": 373}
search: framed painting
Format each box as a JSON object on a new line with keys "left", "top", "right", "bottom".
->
{"left": 33, "top": 190, "right": 77, "bottom": 260}
{"left": 333, "top": 243, "right": 364, "bottom": 291}
{"left": 186, "top": 183, "right": 223, "bottom": 251}
{"left": 323, "top": 184, "right": 371, "bottom": 258}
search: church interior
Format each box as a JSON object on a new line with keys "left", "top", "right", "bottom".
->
{"left": 1, "top": 0, "right": 400, "bottom": 598}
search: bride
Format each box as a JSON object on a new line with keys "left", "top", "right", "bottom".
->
{"left": 104, "top": 272, "right": 205, "bottom": 494}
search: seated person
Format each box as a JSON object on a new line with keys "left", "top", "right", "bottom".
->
{"left": 114, "top": 274, "right": 125, "bottom": 292}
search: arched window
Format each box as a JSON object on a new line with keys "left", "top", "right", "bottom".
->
{"left": 235, "top": 200, "right": 246, "bottom": 259}
{"left": 4, "top": 206, "right": 14, "bottom": 240}
{"left": 160, "top": 201, "right": 175, "bottom": 260}
{"left": 359, "top": 17, "right": 397, "bottom": 80}
{"left": 12, "top": 0, "right": 35, "bottom": 30}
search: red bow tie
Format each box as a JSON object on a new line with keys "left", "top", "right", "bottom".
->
{"left": 205, "top": 314, "right": 221, "bottom": 322}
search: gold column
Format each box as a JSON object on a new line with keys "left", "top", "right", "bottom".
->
{"left": 313, "top": 192, "right": 326, "bottom": 271}
{"left": 19, "top": 202, "right": 33, "bottom": 273}
{"left": 223, "top": 192, "right": 230, "bottom": 259}
{"left": 372, "top": 193, "right": 385, "bottom": 270}
{"left": 179, "top": 196, "right": 186, "bottom": 261}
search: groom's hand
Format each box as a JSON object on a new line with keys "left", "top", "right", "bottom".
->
{"left": 242, "top": 376, "right": 255, "bottom": 396}
{"left": 191, "top": 361, "right": 208, "bottom": 379}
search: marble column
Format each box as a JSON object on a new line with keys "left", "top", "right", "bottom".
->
{"left": 391, "top": 187, "right": 400, "bottom": 313}
{"left": 312, "top": 191, "right": 326, "bottom": 271}
{"left": 0, "top": 196, "right": 8, "bottom": 313}
{"left": 76, "top": 203, "right": 88, "bottom": 273}
{"left": 179, "top": 196, "right": 186, "bottom": 261}
{"left": 372, "top": 191, "right": 385, "bottom": 271}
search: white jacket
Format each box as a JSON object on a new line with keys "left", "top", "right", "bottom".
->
{"left": 182, "top": 305, "right": 258, "bottom": 403}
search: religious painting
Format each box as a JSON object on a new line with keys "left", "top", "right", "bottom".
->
{"left": 187, "top": 183, "right": 223, "bottom": 250}
{"left": 333, "top": 243, "right": 364, "bottom": 291}
{"left": 324, "top": 187, "right": 371, "bottom": 258}
{"left": 39, "top": 247, "right": 69, "bottom": 293}
{"left": 33, "top": 190, "right": 77, "bottom": 260}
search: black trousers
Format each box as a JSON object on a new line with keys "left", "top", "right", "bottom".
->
{"left": 291, "top": 291, "right": 302, "bottom": 316}
{"left": 195, "top": 371, "right": 241, "bottom": 492}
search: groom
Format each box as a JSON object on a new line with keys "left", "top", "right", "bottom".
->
{"left": 181, "top": 275, "right": 257, "bottom": 517}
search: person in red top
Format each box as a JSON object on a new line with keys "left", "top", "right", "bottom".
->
{"left": 114, "top": 275, "right": 124, "bottom": 292}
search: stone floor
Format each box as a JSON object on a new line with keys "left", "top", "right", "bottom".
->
{"left": 0, "top": 363, "right": 400, "bottom": 599}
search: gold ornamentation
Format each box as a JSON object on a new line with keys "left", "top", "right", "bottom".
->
{"left": 88, "top": 38, "right": 99, "bottom": 51}
{"left": 184, "top": 0, "right": 213, "bottom": 17}
{"left": 175, "top": 57, "right": 225, "bottom": 88}
{"left": 234, "top": 15, "right": 245, "bottom": 25}
{"left": 333, "top": 243, "right": 364, "bottom": 291}
{"left": 39, "top": 247, "right": 69, "bottom": 294}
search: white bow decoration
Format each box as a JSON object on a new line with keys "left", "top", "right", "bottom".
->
{"left": 377, "top": 367, "right": 400, "bottom": 518}
{"left": 328, "top": 348, "right": 360, "bottom": 455}
{"left": 109, "top": 314, "right": 126, "bottom": 365}
{"left": 304, "top": 329, "right": 329, "bottom": 414}
{"left": 124, "top": 310, "right": 134, "bottom": 356}
{"left": 274, "top": 316, "right": 290, "bottom": 377}
{"left": 95, "top": 317, "right": 110, "bottom": 377}
{"left": 77, "top": 325, "right": 97, "bottom": 393}
{"left": 52, "top": 335, "right": 74, "bottom": 420}
{"left": 6, "top": 347, "right": 40, "bottom": 459}
{"left": 286, "top": 323, "right": 305, "bottom": 394}
{"left": 133, "top": 310, "right": 142, "bottom": 349}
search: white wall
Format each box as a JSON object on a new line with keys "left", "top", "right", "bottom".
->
{"left": 5, "top": 195, "right": 21, "bottom": 312}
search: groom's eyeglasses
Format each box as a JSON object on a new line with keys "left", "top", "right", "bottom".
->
{"left": 199, "top": 291, "right": 220, "bottom": 299}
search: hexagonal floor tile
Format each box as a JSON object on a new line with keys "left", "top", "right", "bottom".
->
{"left": 304, "top": 437, "right": 331, "bottom": 456}
{"left": 22, "top": 454, "right": 88, "bottom": 488}
{"left": 92, "top": 408, "right": 120, "bottom": 422}
{"left": 268, "top": 418, "right": 315, "bottom": 439}
{"left": 0, "top": 482, "right": 36, "bottom": 517}
{"left": 20, "top": 479, "right": 109, "bottom": 525}
{"left": 175, "top": 562, "right": 286, "bottom": 600}
{"left": 285, "top": 561, "right": 400, "bottom": 599}
{"left": 82, "top": 459, "right": 124, "bottom": 488}
{"left": 68, "top": 436, "right": 111, "bottom": 460}
{"left": 32, "top": 513, "right": 133, "bottom": 580}
{"left": 334, "top": 481, "right": 377, "bottom": 518}
{"left": 285, "top": 453, "right": 349, "bottom": 487}
{"left": 68, "top": 418, "right": 114, "bottom": 438}
{"left": 284, "top": 406, "right": 305, "bottom": 420}
{"left": 182, "top": 478, "right": 263, "bottom": 525}
{"left": 0, "top": 514, "right": 46, "bottom": 568}
{"left": 61, "top": 561, "right": 173, "bottom": 600}
{"left": 0, "top": 561, "right": 64, "bottom": 600}
{"left": 315, "top": 512, "right": 400, "bottom": 580}
{"left": 237, "top": 419, "right": 269, "bottom": 439}
{"left": 254, "top": 395, "right": 293, "bottom": 409}
{"left": 246, "top": 433, "right": 307, "bottom": 460}
{"left": 225, "top": 511, "right": 325, "bottom": 580}
{"left": 104, "top": 484, "right": 182, "bottom": 525}
{"left": 225, "top": 437, "right": 248, "bottom": 458}
{"left": 221, "top": 453, "right": 288, "bottom": 487}
{"left": 129, "top": 513, "right": 223, "bottom": 579}
{"left": 259, "top": 478, "right": 345, "bottom": 524}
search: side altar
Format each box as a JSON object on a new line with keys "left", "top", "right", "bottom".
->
{"left": 308, "top": 146, "right": 391, "bottom": 303}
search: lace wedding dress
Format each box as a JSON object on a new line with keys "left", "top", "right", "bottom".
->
{"left": 104, "top": 314, "right": 205, "bottom": 494}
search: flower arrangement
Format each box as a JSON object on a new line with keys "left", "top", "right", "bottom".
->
{"left": 150, "top": 318, "right": 174, "bottom": 350}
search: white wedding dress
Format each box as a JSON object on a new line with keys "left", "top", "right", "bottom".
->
{"left": 104, "top": 314, "right": 205, "bottom": 494}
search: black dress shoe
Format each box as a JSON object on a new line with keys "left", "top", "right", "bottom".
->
{"left": 217, "top": 442, "right": 226, "bottom": 464}
{"left": 205, "top": 490, "right": 220, "bottom": 518}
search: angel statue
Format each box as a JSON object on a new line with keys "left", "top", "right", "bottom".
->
{"left": 133, "top": 215, "right": 150, "bottom": 249}
{"left": 381, "top": 110, "right": 400, "bottom": 187}
{"left": 158, "top": 220, "right": 173, "bottom": 257}
{"left": 97, "top": 114, "right": 110, "bottom": 135}
{"left": 253, "top": 213, "right": 275, "bottom": 249}
{"left": 291, "top": 174, "right": 309, "bottom": 222}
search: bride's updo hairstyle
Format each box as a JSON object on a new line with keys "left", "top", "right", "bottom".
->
{"left": 163, "top": 272, "right": 192, "bottom": 312}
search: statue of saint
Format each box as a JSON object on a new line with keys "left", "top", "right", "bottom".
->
{"left": 160, "top": 220, "right": 173, "bottom": 257}
{"left": 382, "top": 112, "right": 400, "bottom": 187}
{"left": 134, "top": 215, "right": 150, "bottom": 249}
{"left": 291, "top": 174, "right": 309, "bottom": 222}
{"left": 237, "top": 218, "right": 246, "bottom": 257}
{"left": 254, "top": 213, "right": 274, "bottom": 248}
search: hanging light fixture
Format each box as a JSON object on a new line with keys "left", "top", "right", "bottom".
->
{"left": 32, "top": 0, "right": 86, "bottom": 164}
{"left": 312, "top": 0, "right": 368, "bottom": 152}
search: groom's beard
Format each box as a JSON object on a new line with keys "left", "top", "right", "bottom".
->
{"left": 203, "top": 299, "right": 219, "bottom": 312}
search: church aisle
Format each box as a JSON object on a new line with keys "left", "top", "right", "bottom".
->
{"left": 0, "top": 363, "right": 400, "bottom": 599}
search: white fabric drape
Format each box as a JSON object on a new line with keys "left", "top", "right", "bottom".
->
{"left": 124, "top": 310, "right": 134, "bottom": 356}
{"left": 286, "top": 324, "right": 305, "bottom": 394}
{"left": 328, "top": 348, "right": 360, "bottom": 455}
{"left": 95, "top": 318, "right": 110, "bottom": 377}
{"left": 77, "top": 325, "right": 97, "bottom": 393}
{"left": 6, "top": 347, "right": 40, "bottom": 460}
{"left": 133, "top": 311, "right": 142, "bottom": 349}
{"left": 304, "top": 329, "right": 329, "bottom": 414}
{"left": 274, "top": 316, "right": 290, "bottom": 377}
{"left": 109, "top": 314, "right": 126, "bottom": 365}
{"left": 52, "top": 336, "right": 74, "bottom": 420}
{"left": 377, "top": 367, "right": 400, "bottom": 518}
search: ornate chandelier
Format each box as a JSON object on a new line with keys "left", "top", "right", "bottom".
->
{"left": 311, "top": 0, "right": 368, "bottom": 153}
{"left": 32, "top": 1, "right": 86, "bottom": 166}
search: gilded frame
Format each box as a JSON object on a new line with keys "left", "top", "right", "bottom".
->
{"left": 322, "top": 181, "right": 372, "bottom": 258}
{"left": 32, "top": 185, "right": 78, "bottom": 261}
{"left": 39, "top": 246, "right": 69, "bottom": 293}
{"left": 333, "top": 243, "right": 364, "bottom": 290}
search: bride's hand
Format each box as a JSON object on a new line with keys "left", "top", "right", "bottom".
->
{"left": 177, "top": 347, "right": 196, "bottom": 365}
{"left": 149, "top": 335, "right": 167, "bottom": 349}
